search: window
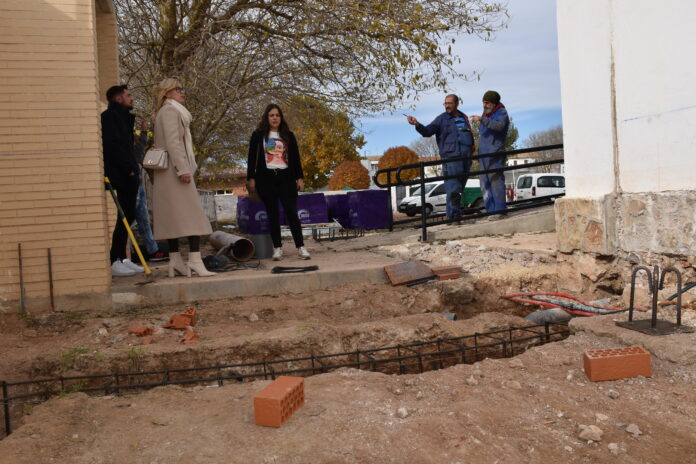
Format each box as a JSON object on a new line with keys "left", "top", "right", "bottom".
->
{"left": 517, "top": 177, "right": 532, "bottom": 188}
{"left": 431, "top": 184, "right": 446, "bottom": 196}
{"left": 411, "top": 183, "right": 438, "bottom": 197}
{"left": 537, "top": 176, "right": 565, "bottom": 188}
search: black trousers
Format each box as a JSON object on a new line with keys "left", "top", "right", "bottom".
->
{"left": 110, "top": 179, "right": 139, "bottom": 263}
{"left": 257, "top": 170, "right": 304, "bottom": 248}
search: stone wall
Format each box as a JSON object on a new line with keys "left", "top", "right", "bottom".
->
{"left": 556, "top": 192, "right": 696, "bottom": 258}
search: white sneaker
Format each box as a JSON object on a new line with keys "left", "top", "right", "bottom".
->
{"left": 298, "top": 247, "right": 311, "bottom": 260}
{"left": 111, "top": 260, "right": 136, "bottom": 277}
{"left": 272, "top": 248, "right": 283, "bottom": 261}
{"left": 121, "top": 258, "right": 144, "bottom": 273}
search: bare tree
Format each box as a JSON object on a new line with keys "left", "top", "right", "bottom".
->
{"left": 409, "top": 136, "right": 441, "bottom": 175}
{"left": 114, "top": 0, "right": 509, "bottom": 172}
{"left": 522, "top": 125, "right": 564, "bottom": 173}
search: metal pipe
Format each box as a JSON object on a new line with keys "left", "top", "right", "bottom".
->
{"left": 629, "top": 265, "right": 654, "bottom": 322}
{"left": 2, "top": 381, "right": 10, "bottom": 436}
{"left": 650, "top": 265, "right": 660, "bottom": 328}
{"left": 17, "top": 244, "right": 26, "bottom": 316}
{"left": 208, "top": 231, "right": 255, "bottom": 262}
{"left": 419, "top": 164, "right": 427, "bottom": 242}
{"left": 47, "top": 248, "right": 55, "bottom": 312}
{"left": 659, "top": 266, "right": 683, "bottom": 326}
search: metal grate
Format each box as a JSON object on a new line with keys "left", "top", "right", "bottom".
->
{"left": 1, "top": 322, "right": 568, "bottom": 438}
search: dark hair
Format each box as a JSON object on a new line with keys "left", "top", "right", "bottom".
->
{"left": 256, "top": 103, "right": 292, "bottom": 141}
{"left": 106, "top": 85, "right": 128, "bottom": 102}
{"left": 445, "top": 94, "right": 460, "bottom": 104}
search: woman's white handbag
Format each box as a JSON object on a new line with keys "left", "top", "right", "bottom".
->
{"left": 143, "top": 148, "right": 169, "bottom": 170}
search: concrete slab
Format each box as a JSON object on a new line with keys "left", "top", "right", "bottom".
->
{"left": 410, "top": 206, "right": 556, "bottom": 243}
{"left": 112, "top": 248, "right": 401, "bottom": 309}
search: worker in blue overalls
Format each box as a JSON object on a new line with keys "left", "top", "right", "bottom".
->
{"left": 406, "top": 94, "right": 474, "bottom": 219}
{"left": 471, "top": 90, "right": 510, "bottom": 219}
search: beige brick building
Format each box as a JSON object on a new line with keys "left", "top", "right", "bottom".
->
{"left": 0, "top": 0, "right": 120, "bottom": 312}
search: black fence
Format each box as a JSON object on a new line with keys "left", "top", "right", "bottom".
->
{"left": 373, "top": 144, "right": 564, "bottom": 241}
{"left": 1, "top": 322, "right": 568, "bottom": 438}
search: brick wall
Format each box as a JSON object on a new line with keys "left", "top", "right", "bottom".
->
{"left": 0, "top": 0, "right": 119, "bottom": 312}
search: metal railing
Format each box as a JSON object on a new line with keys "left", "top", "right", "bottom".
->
{"left": 373, "top": 144, "right": 564, "bottom": 241}
{"left": 0, "top": 322, "right": 568, "bottom": 438}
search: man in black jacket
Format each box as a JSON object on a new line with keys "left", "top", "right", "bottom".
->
{"left": 102, "top": 85, "right": 144, "bottom": 277}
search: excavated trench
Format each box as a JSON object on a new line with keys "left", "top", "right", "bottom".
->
{"left": 1, "top": 264, "right": 575, "bottom": 436}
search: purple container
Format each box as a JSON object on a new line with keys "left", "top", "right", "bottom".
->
{"left": 326, "top": 194, "right": 352, "bottom": 228}
{"left": 236, "top": 197, "right": 270, "bottom": 234}
{"left": 348, "top": 190, "right": 390, "bottom": 230}
{"left": 279, "top": 193, "right": 329, "bottom": 225}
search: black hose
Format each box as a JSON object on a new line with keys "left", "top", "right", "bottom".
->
{"left": 271, "top": 265, "right": 319, "bottom": 274}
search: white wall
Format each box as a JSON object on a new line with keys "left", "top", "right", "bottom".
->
{"left": 556, "top": 0, "right": 615, "bottom": 198}
{"left": 557, "top": 0, "right": 696, "bottom": 197}
{"left": 612, "top": 2, "right": 696, "bottom": 192}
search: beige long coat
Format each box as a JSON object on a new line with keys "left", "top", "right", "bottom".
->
{"left": 152, "top": 101, "right": 212, "bottom": 240}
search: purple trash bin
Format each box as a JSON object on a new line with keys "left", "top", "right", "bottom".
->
{"left": 279, "top": 193, "right": 329, "bottom": 225}
{"left": 326, "top": 194, "right": 352, "bottom": 228}
{"left": 236, "top": 197, "right": 270, "bottom": 234}
{"left": 348, "top": 190, "right": 390, "bottom": 230}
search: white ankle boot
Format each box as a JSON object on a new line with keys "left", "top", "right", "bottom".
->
{"left": 168, "top": 252, "right": 190, "bottom": 277}
{"left": 187, "top": 251, "right": 216, "bottom": 277}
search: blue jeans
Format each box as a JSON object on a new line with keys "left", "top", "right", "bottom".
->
{"left": 135, "top": 184, "right": 158, "bottom": 255}
{"left": 442, "top": 156, "right": 472, "bottom": 219}
{"left": 479, "top": 154, "right": 507, "bottom": 213}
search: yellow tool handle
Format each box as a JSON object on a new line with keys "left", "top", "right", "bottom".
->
{"left": 104, "top": 176, "right": 152, "bottom": 276}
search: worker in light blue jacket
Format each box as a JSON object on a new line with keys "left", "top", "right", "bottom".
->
{"left": 471, "top": 90, "right": 510, "bottom": 217}
{"left": 406, "top": 94, "right": 474, "bottom": 219}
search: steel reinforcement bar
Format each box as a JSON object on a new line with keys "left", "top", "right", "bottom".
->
{"left": 0, "top": 322, "right": 568, "bottom": 437}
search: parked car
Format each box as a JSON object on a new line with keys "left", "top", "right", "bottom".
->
{"left": 398, "top": 179, "right": 482, "bottom": 216}
{"left": 515, "top": 173, "right": 565, "bottom": 200}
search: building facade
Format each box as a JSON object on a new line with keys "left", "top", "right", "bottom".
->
{"left": 0, "top": 0, "right": 119, "bottom": 312}
{"left": 555, "top": 0, "right": 696, "bottom": 257}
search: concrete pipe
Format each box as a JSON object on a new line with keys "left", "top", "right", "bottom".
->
{"left": 209, "top": 231, "right": 255, "bottom": 262}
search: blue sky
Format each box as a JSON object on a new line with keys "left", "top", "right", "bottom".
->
{"left": 357, "top": 0, "right": 562, "bottom": 156}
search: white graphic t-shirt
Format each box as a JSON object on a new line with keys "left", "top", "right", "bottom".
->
{"left": 264, "top": 131, "right": 288, "bottom": 169}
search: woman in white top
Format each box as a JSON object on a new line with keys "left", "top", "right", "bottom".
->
{"left": 246, "top": 104, "right": 310, "bottom": 261}
{"left": 152, "top": 78, "right": 214, "bottom": 277}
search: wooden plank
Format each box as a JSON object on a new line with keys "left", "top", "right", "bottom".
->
{"left": 384, "top": 261, "right": 434, "bottom": 286}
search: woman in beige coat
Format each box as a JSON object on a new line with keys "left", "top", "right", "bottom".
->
{"left": 152, "top": 78, "right": 214, "bottom": 277}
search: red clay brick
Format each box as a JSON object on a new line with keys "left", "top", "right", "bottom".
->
{"left": 437, "top": 272, "right": 462, "bottom": 280}
{"left": 128, "top": 326, "right": 153, "bottom": 337}
{"left": 164, "top": 314, "right": 191, "bottom": 330}
{"left": 164, "top": 307, "right": 197, "bottom": 329}
{"left": 181, "top": 329, "right": 199, "bottom": 345}
{"left": 431, "top": 265, "right": 463, "bottom": 275}
{"left": 583, "top": 346, "right": 651, "bottom": 382}
{"left": 183, "top": 307, "right": 197, "bottom": 326}
{"left": 254, "top": 376, "right": 305, "bottom": 427}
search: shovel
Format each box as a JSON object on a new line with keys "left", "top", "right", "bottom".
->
{"left": 105, "top": 177, "right": 156, "bottom": 285}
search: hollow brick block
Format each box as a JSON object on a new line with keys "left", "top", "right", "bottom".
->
{"left": 254, "top": 376, "right": 305, "bottom": 427}
{"left": 583, "top": 346, "right": 651, "bottom": 382}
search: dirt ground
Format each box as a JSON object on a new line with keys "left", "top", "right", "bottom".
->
{"left": 1, "top": 231, "right": 695, "bottom": 463}
{"left": 1, "top": 328, "right": 695, "bottom": 463}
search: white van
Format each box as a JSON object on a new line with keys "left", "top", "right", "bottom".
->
{"left": 398, "top": 179, "right": 482, "bottom": 216}
{"left": 515, "top": 173, "right": 565, "bottom": 200}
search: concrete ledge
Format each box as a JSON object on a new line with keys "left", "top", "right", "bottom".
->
{"left": 407, "top": 207, "right": 556, "bottom": 243}
{"left": 112, "top": 262, "right": 390, "bottom": 309}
